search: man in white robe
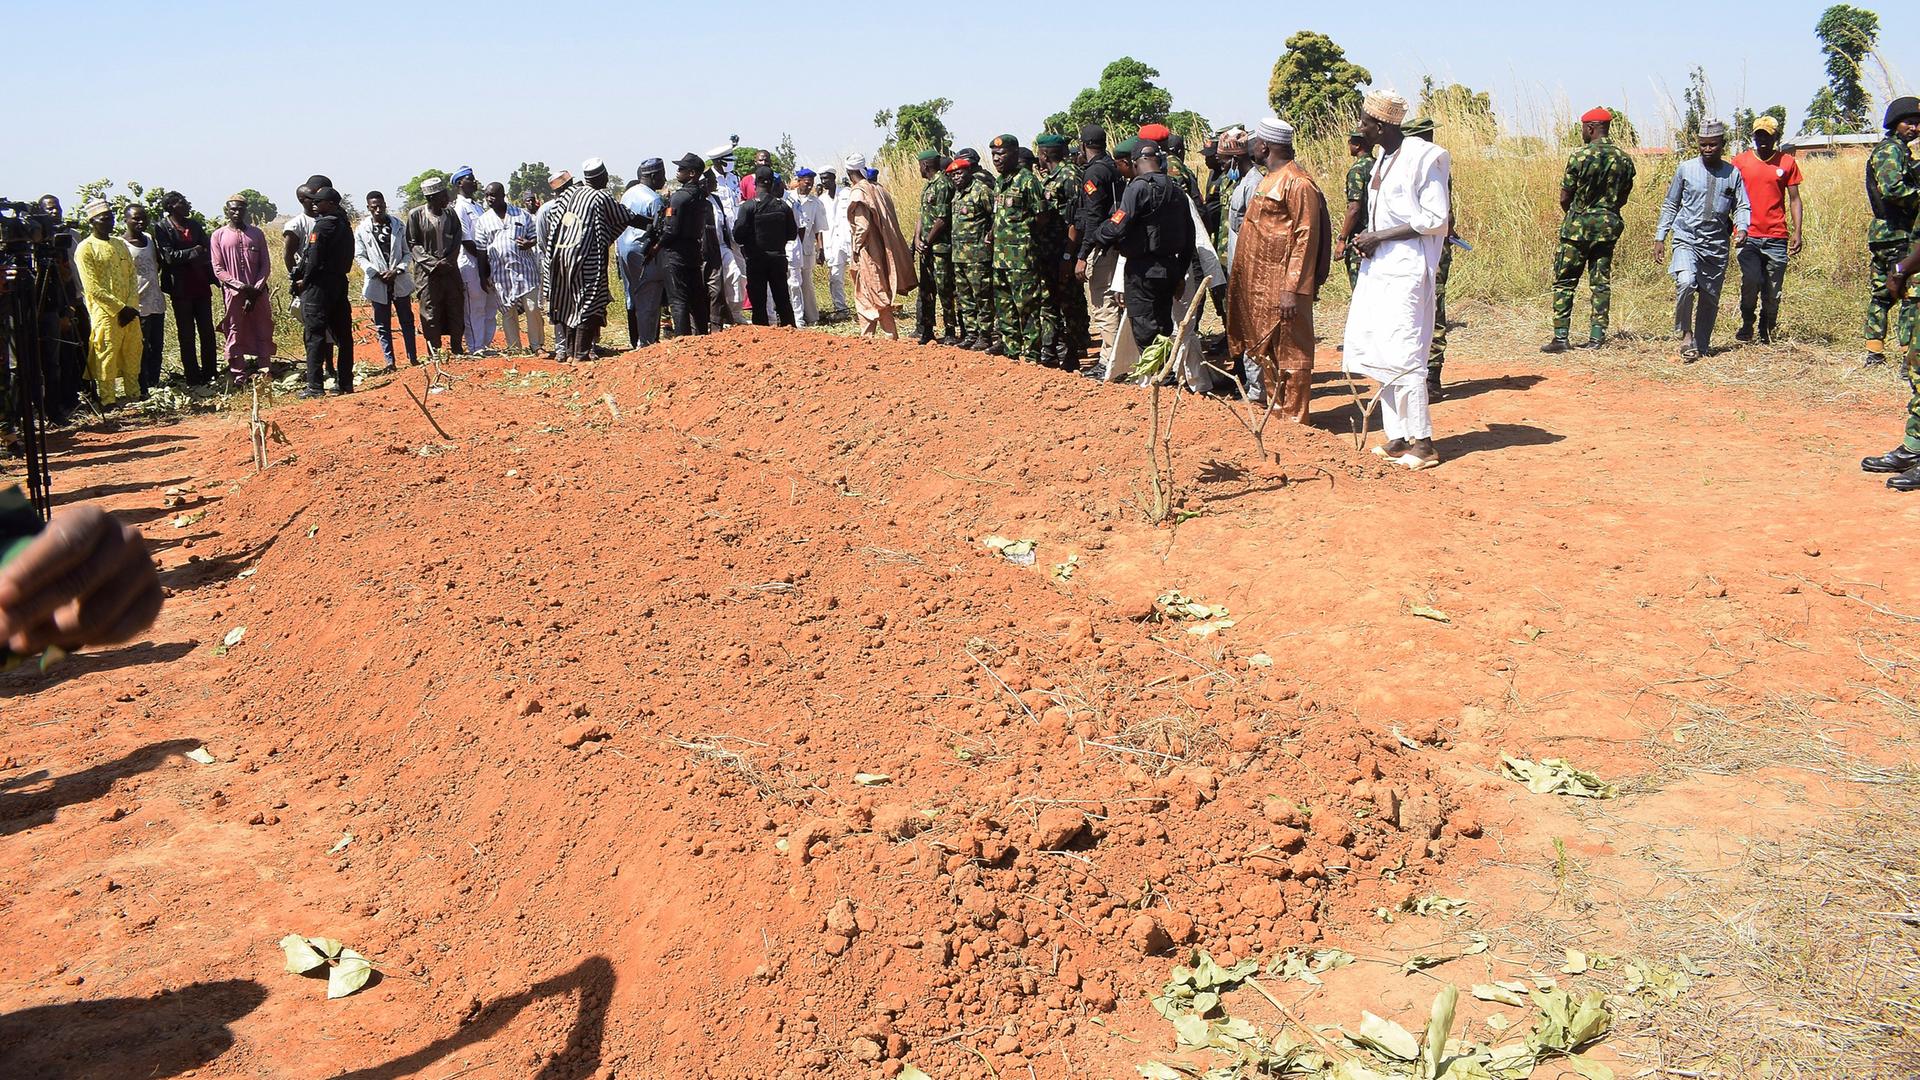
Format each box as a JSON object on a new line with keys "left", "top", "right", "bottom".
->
{"left": 1343, "top": 89, "right": 1450, "bottom": 471}
{"left": 823, "top": 169, "right": 855, "bottom": 320}
{"left": 785, "top": 168, "right": 829, "bottom": 327}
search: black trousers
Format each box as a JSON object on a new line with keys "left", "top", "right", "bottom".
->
{"left": 745, "top": 254, "right": 794, "bottom": 327}
{"left": 300, "top": 291, "right": 354, "bottom": 393}
{"left": 1123, "top": 265, "right": 1179, "bottom": 348}
{"left": 138, "top": 313, "right": 164, "bottom": 392}
{"left": 170, "top": 288, "right": 216, "bottom": 384}
{"left": 666, "top": 252, "right": 710, "bottom": 337}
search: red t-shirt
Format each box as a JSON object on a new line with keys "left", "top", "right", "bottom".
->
{"left": 1731, "top": 150, "right": 1802, "bottom": 239}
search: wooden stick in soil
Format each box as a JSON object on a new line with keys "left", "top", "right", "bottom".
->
{"left": 404, "top": 374, "right": 453, "bottom": 440}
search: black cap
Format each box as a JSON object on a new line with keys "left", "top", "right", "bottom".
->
{"left": 1078, "top": 124, "right": 1107, "bottom": 148}
{"left": 674, "top": 152, "right": 705, "bottom": 170}
{"left": 753, "top": 165, "right": 775, "bottom": 184}
{"left": 1887, "top": 96, "right": 1920, "bottom": 129}
{"left": 954, "top": 147, "right": 980, "bottom": 165}
{"left": 1132, "top": 141, "right": 1164, "bottom": 161}
{"left": 1167, "top": 133, "right": 1186, "bottom": 154}
{"left": 305, "top": 174, "right": 333, "bottom": 190}
{"left": 311, "top": 186, "right": 342, "bottom": 205}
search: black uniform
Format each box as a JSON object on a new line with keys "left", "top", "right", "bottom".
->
{"left": 662, "top": 184, "right": 711, "bottom": 336}
{"left": 1074, "top": 154, "right": 1125, "bottom": 261}
{"left": 735, "top": 193, "right": 799, "bottom": 327}
{"left": 1092, "top": 170, "right": 1193, "bottom": 348}
{"left": 293, "top": 208, "right": 355, "bottom": 394}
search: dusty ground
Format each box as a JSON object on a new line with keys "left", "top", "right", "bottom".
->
{"left": 1, "top": 325, "right": 1915, "bottom": 1079}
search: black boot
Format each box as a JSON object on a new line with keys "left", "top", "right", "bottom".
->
{"left": 1540, "top": 337, "right": 1570, "bottom": 354}
{"left": 1862, "top": 446, "right": 1920, "bottom": 474}
{"left": 1891, "top": 466, "right": 1920, "bottom": 492}
{"left": 1734, "top": 317, "right": 1755, "bottom": 343}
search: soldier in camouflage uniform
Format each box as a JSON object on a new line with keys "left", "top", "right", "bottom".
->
{"left": 1036, "top": 133, "right": 1088, "bottom": 368}
{"left": 1862, "top": 237, "right": 1920, "bottom": 489}
{"left": 914, "top": 149, "right": 958, "bottom": 345}
{"left": 948, "top": 151, "right": 996, "bottom": 350}
{"left": 1864, "top": 97, "right": 1920, "bottom": 367}
{"left": 1543, "top": 107, "right": 1636, "bottom": 353}
{"left": 1338, "top": 129, "right": 1374, "bottom": 290}
{"left": 989, "top": 134, "right": 1047, "bottom": 363}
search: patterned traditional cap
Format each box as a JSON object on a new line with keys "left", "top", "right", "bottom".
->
{"left": 990, "top": 134, "right": 1019, "bottom": 150}
{"left": 420, "top": 176, "right": 447, "bottom": 196}
{"left": 638, "top": 157, "right": 664, "bottom": 173}
{"left": 582, "top": 157, "right": 607, "bottom": 178}
{"left": 1361, "top": 89, "right": 1409, "bottom": 125}
{"left": 83, "top": 199, "right": 111, "bottom": 220}
{"left": 1699, "top": 118, "right": 1728, "bottom": 139}
{"left": 1254, "top": 117, "right": 1294, "bottom": 146}
{"left": 549, "top": 170, "right": 574, "bottom": 189}
{"left": 1035, "top": 133, "right": 1069, "bottom": 150}
{"left": 1218, "top": 127, "right": 1248, "bottom": 155}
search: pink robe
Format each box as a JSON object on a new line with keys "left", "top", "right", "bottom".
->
{"left": 210, "top": 224, "right": 275, "bottom": 365}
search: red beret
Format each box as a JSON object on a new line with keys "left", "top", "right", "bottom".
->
{"left": 1138, "top": 123, "right": 1172, "bottom": 143}
{"left": 1581, "top": 107, "right": 1613, "bottom": 124}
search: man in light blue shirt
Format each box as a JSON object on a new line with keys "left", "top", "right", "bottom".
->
{"left": 1654, "top": 119, "right": 1750, "bottom": 360}
{"left": 617, "top": 160, "right": 669, "bottom": 347}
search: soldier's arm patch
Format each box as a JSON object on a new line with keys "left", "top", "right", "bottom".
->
{"left": 1108, "top": 210, "right": 1126, "bottom": 224}
{"left": 1083, "top": 180, "right": 1097, "bottom": 195}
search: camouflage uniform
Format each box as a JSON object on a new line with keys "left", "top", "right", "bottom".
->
{"left": 951, "top": 170, "right": 996, "bottom": 345}
{"left": 1343, "top": 155, "right": 1373, "bottom": 288}
{"left": 1039, "top": 160, "right": 1088, "bottom": 355}
{"left": 1431, "top": 213, "right": 1453, "bottom": 376}
{"left": 992, "top": 166, "right": 1048, "bottom": 362}
{"left": 916, "top": 168, "right": 958, "bottom": 340}
{"left": 1166, "top": 155, "right": 1202, "bottom": 207}
{"left": 1551, "top": 136, "right": 1636, "bottom": 342}
{"left": 1866, "top": 136, "right": 1920, "bottom": 356}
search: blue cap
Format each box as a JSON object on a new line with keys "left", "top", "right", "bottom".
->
{"left": 450, "top": 165, "right": 475, "bottom": 182}
{"left": 794, "top": 167, "right": 815, "bottom": 178}
{"left": 639, "top": 157, "right": 663, "bottom": 172}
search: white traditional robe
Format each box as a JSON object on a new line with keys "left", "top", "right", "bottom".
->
{"left": 825, "top": 186, "right": 855, "bottom": 313}
{"left": 785, "top": 191, "right": 827, "bottom": 326}
{"left": 1342, "top": 138, "right": 1450, "bottom": 389}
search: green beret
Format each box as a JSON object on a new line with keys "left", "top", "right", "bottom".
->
{"left": 1114, "top": 137, "right": 1142, "bottom": 157}
{"left": 990, "top": 134, "right": 1020, "bottom": 150}
{"left": 1035, "top": 133, "right": 1068, "bottom": 150}
{"left": 1348, "top": 128, "right": 1366, "bottom": 139}
{"left": 1403, "top": 117, "right": 1436, "bottom": 137}
{"left": 915, "top": 149, "right": 940, "bottom": 163}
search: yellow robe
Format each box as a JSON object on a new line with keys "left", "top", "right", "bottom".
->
{"left": 76, "top": 235, "right": 144, "bottom": 404}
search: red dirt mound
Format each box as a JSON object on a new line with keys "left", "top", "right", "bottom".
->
{"left": 0, "top": 329, "right": 1468, "bottom": 1078}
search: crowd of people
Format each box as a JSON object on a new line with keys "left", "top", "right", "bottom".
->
{"left": 17, "top": 89, "right": 1920, "bottom": 478}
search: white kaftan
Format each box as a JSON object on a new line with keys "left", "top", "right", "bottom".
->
{"left": 1341, "top": 138, "right": 1450, "bottom": 389}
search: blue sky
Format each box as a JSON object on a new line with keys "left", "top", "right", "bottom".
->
{"left": 6, "top": 0, "right": 1910, "bottom": 214}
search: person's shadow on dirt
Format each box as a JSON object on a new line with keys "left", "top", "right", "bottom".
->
{"left": 0, "top": 738, "right": 199, "bottom": 837}
{"left": 0, "top": 641, "right": 199, "bottom": 700}
{"left": 1436, "top": 423, "right": 1566, "bottom": 461}
{"left": 329, "top": 955, "right": 616, "bottom": 1080}
{"left": 0, "top": 978, "right": 267, "bottom": 1079}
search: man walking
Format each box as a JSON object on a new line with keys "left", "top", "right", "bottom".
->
{"left": 734, "top": 167, "right": 799, "bottom": 327}
{"left": 121, "top": 203, "right": 166, "bottom": 394}
{"left": 74, "top": 201, "right": 143, "bottom": 407}
{"left": 1074, "top": 125, "right": 1127, "bottom": 369}
{"left": 1037, "top": 133, "right": 1086, "bottom": 367}
{"left": 914, "top": 150, "right": 958, "bottom": 345}
{"left": 1344, "top": 89, "right": 1451, "bottom": 471}
{"left": 784, "top": 168, "right": 828, "bottom": 328}
{"left": 475, "top": 182, "right": 543, "bottom": 354}
{"left": 1654, "top": 119, "right": 1749, "bottom": 361}
{"left": 353, "top": 190, "right": 416, "bottom": 371}
{"left": 451, "top": 167, "right": 498, "bottom": 353}
{"left": 1864, "top": 97, "right": 1920, "bottom": 367}
{"left": 1092, "top": 139, "right": 1194, "bottom": 354}
{"left": 1227, "top": 118, "right": 1330, "bottom": 423}
{"left": 153, "top": 191, "right": 217, "bottom": 386}
{"left": 291, "top": 186, "right": 355, "bottom": 397}
{"left": 1731, "top": 116, "right": 1802, "bottom": 345}
{"left": 546, "top": 158, "right": 637, "bottom": 360}
{"left": 1544, "top": 107, "right": 1635, "bottom": 353}
{"left": 618, "top": 160, "right": 668, "bottom": 347}
{"left": 210, "top": 195, "right": 276, "bottom": 381}
{"left": 406, "top": 176, "right": 466, "bottom": 357}
{"left": 662, "top": 153, "right": 712, "bottom": 338}
{"left": 990, "top": 135, "right": 1047, "bottom": 363}
{"left": 948, "top": 152, "right": 996, "bottom": 351}
{"left": 843, "top": 155, "right": 917, "bottom": 339}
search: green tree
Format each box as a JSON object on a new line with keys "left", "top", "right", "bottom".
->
{"left": 1801, "top": 87, "right": 1846, "bottom": 135}
{"left": 1731, "top": 105, "right": 1788, "bottom": 150}
{"left": 399, "top": 168, "right": 451, "bottom": 211}
{"left": 1267, "top": 31, "right": 1371, "bottom": 133}
{"left": 772, "top": 134, "right": 799, "bottom": 178}
{"left": 1559, "top": 108, "right": 1639, "bottom": 149}
{"left": 1058, "top": 57, "right": 1174, "bottom": 139}
{"left": 69, "top": 179, "right": 207, "bottom": 231}
{"left": 1418, "top": 78, "right": 1496, "bottom": 140}
{"left": 891, "top": 99, "right": 953, "bottom": 154}
{"left": 1165, "top": 109, "right": 1211, "bottom": 147}
{"left": 235, "top": 188, "right": 277, "bottom": 223}
{"left": 1680, "top": 66, "right": 1712, "bottom": 151}
{"left": 1041, "top": 112, "right": 1071, "bottom": 137}
{"left": 507, "top": 162, "right": 552, "bottom": 203}
{"left": 1809, "top": 4, "right": 1879, "bottom": 134}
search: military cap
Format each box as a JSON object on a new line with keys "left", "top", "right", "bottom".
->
{"left": 1138, "top": 123, "right": 1172, "bottom": 143}
{"left": 1132, "top": 141, "right": 1164, "bottom": 161}
{"left": 954, "top": 147, "right": 980, "bottom": 165}
{"left": 1887, "top": 96, "right": 1920, "bottom": 129}
{"left": 916, "top": 148, "right": 941, "bottom": 163}
{"left": 1402, "top": 117, "right": 1436, "bottom": 137}
{"left": 1580, "top": 107, "right": 1613, "bottom": 124}
{"left": 1114, "top": 137, "right": 1142, "bottom": 158}
{"left": 990, "top": 134, "right": 1020, "bottom": 150}
{"left": 1166, "top": 132, "right": 1186, "bottom": 154}
{"left": 1035, "top": 133, "right": 1069, "bottom": 150}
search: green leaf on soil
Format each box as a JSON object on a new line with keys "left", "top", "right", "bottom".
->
{"left": 1350, "top": 1011, "right": 1420, "bottom": 1060}
{"left": 1499, "top": 753, "right": 1619, "bottom": 798}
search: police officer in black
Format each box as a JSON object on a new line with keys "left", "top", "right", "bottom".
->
{"left": 1092, "top": 141, "right": 1194, "bottom": 349}
{"left": 662, "top": 153, "right": 712, "bottom": 337}
{"left": 1073, "top": 125, "right": 1124, "bottom": 279}
{"left": 734, "top": 166, "right": 799, "bottom": 327}
{"left": 291, "top": 186, "right": 355, "bottom": 398}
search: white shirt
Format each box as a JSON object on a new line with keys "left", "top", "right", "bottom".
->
{"left": 126, "top": 235, "right": 165, "bottom": 316}
{"left": 786, "top": 191, "right": 826, "bottom": 255}
{"left": 474, "top": 206, "right": 541, "bottom": 305}
{"left": 826, "top": 187, "right": 854, "bottom": 258}
{"left": 283, "top": 212, "right": 314, "bottom": 259}
{"left": 453, "top": 194, "right": 485, "bottom": 269}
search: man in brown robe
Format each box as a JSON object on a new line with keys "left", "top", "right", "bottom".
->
{"left": 842, "top": 154, "right": 917, "bottom": 338}
{"left": 1226, "top": 117, "right": 1331, "bottom": 422}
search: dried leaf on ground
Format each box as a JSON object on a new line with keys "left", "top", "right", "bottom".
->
{"left": 1349, "top": 1011, "right": 1420, "bottom": 1060}
{"left": 1499, "top": 753, "right": 1619, "bottom": 798}
{"left": 185, "top": 747, "right": 216, "bottom": 765}
{"left": 853, "top": 772, "right": 891, "bottom": 786}
{"left": 1409, "top": 604, "right": 1451, "bottom": 623}
{"left": 223, "top": 626, "right": 247, "bottom": 648}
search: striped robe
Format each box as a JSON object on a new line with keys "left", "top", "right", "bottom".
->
{"left": 544, "top": 185, "right": 628, "bottom": 330}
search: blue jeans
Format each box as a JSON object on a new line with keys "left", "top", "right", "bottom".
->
{"left": 372, "top": 295, "right": 417, "bottom": 367}
{"left": 1737, "top": 237, "right": 1789, "bottom": 339}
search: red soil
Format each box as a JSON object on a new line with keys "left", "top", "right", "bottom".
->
{"left": 1, "top": 328, "right": 1912, "bottom": 1078}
